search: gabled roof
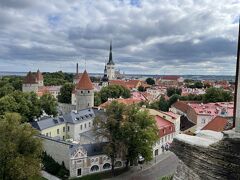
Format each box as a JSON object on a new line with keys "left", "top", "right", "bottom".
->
{"left": 23, "top": 71, "right": 38, "bottom": 84}
{"left": 202, "top": 116, "right": 228, "bottom": 132}
{"left": 172, "top": 101, "right": 189, "bottom": 114}
{"left": 31, "top": 108, "right": 95, "bottom": 130}
{"left": 155, "top": 115, "right": 175, "bottom": 137}
{"left": 76, "top": 70, "right": 94, "bottom": 90}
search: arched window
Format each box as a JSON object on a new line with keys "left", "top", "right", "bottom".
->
{"left": 115, "top": 161, "right": 122, "bottom": 167}
{"left": 90, "top": 165, "right": 99, "bottom": 172}
{"left": 103, "top": 163, "right": 111, "bottom": 169}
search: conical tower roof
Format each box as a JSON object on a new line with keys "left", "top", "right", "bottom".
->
{"left": 76, "top": 70, "right": 94, "bottom": 90}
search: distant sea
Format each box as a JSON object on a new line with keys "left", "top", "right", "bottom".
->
{"left": 0, "top": 71, "right": 235, "bottom": 82}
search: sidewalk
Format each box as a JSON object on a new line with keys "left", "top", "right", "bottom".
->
{"left": 41, "top": 171, "right": 61, "bottom": 180}
{"left": 108, "top": 151, "right": 174, "bottom": 179}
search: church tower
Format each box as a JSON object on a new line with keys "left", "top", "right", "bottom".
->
{"left": 106, "top": 41, "right": 115, "bottom": 80}
{"left": 100, "top": 62, "right": 109, "bottom": 87}
{"left": 75, "top": 70, "right": 94, "bottom": 111}
{"left": 234, "top": 19, "right": 240, "bottom": 133}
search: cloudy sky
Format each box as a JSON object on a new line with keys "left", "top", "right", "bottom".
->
{"left": 0, "top": 0, "right": 239, "bottom": 75}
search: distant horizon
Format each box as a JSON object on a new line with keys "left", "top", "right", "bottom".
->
{"left": 0, "top": 70, "right": 236, "bottom": 77}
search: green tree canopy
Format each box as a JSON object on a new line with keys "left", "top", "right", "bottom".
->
{"left": 0, "top": 91, "right": 42, "bottom": 122}
{"left": 167, "top": 87, "right": 182, "bottom": 97}
{"left": 94, "top": 101, "right": 159, "bottom": 174}
{"left": 93, "top": 101, "right": 126, "bottom": 175}
{"left": 98, "top": 85, "right": 131, "bottom": 103}
{"left": 58, "top": 83, "right": 74, "bottom": 104}
{"left": 43, "top": 71, "right": 73, "bottom": 86}
{"left": 138, "top": 85, "right": 146, "bottom": 92}
{"left": 145, "top": 78, "right": 155, "bottom": 85}
{"left": 203, "top": 87, "right": 233, "bottom": 103}
{"left": 123, "top": 105, "right": 158, "bottom": 167}
{"left": 40, "top": 93, "right": 58, "bottom": 117}
{"left": 0, "top": 113, "right": 42, "bottom": 180}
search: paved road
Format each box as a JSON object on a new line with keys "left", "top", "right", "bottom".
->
{"left": 110, "top": 152, "right": 178, "bottom": 180}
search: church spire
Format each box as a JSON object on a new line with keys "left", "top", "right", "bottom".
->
{"left": 107, "top": 40, "right": 114, "bottom": 65}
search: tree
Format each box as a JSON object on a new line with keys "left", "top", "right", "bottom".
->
{"left": 138, "top": 85, "right": 145, "bottom": 92}
{"left": 203, "top": 87, "right": 233, "bottom": 103}
{"left": 94, "top": 92, "right": 102, "bottom": 106}
{"left": 168, "top": 94, "right": 180, "bottom": 107}
{"left": 94, "top": 102, "right": 159, "bottom": 174}
{"left": 145, "top": 78, "right": 155, "bottom": 85}
{"left": 40, "top": 93, "right": 58, "bottom": 116}
{"left": 167, "top": 87, "right": 182, "bottom": 97}
{"left": 99, "top": 85, "right": 131, "bottom": 103}
{"left": 123, "top": 105, "right": 158, "bottom": 167}
{"left": 58, "top": 83, "right": 74, "bottom": 104}
{"left": 194, "top": 81, "right": 203, "bottom": 89}
{"left": 0, "top": 113, "right": 42, "bottom": 180}
{"left": 93, "top": 101, "right": 126, "bottom": 175}
{"left": 0, "top": 84, "right": 14, "bottom": 98}
{"left": 158, "top": 96, "right": 169, "bottom": 111}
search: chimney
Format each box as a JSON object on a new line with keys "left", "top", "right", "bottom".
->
{"left": 76, "top": 63, "right": 79, "bottom": 75}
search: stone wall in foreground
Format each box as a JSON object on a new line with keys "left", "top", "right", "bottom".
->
{"left": 171, "top": 134, "right": 240, "bottom": 180}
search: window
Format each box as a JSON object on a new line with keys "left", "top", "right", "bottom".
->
{"left": 63, "top": 127, "right": 65, "bottom": 132}
{"left": 57, "top": 129, "right": 59, "bottom": 134}
{"left": 89, "top": 122, "right": 91, "bottom": 127}
{"left": 201, "top": 118, "right": 206, "bottom": 124}
{"left": 77, "top": 168, "right": 81, "bottom": 176}
{"left": 103, "top": 163, "right": 111, "bottom": 169}
{"left": 49, "top": 132, "right": 51, "bottom": 137}
{"left": 90, "top": 165, "right": 99, "bottom": 172}
{"left": 81, "top": 91, "right": 83, "bottom": 93}
{"left": 84, "top": 123, "right": 86, "bottom": 128}
{"left": 88, "top": 91, "right": 90, "bottom": 93}
{"left": 63, "top": 136, "right": 65, "bottom": 140}
{"left": 80, "top": 124, "right": 82, "bottom": 130}
{"left": 46, "top": 133, "right": 48, "bottom": 136}
{"left": 67, "top": 126, "right": 70, "bottom": 132}
{"left": 115, "top": 161, "right": 122, "bottom": 167}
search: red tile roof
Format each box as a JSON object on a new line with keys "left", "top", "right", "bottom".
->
{"left": 23, "top": 71, "right": 38, "bottom": 84}
{"left": 76, "top": 70, "right": 94, "bottom": 90}
{"left": 155, "top": 115, "right": 175, "bottom": 137}
{"left": 162, "top": 75, "right": 180, "bottom": 81}
{"left": 172, "top": 101, "right": 189, "bottom": 113}
{"left": 125, "top": 80, "right": 141, "bottom": 89}
{"left": 202, "top": 116, "right": 228, "bottom": 132}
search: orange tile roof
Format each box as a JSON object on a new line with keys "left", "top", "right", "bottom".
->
{"left": 76, "top": 70, "right": 94, "bottom": 90}
{"left": 202, "top": 116, "right": 228, "bottom": 132}
{"left": 109, "top": 80, "right": 129, "bottom": 89}
{"left": 125, "top": 80, "right": 141, "bottom": 88}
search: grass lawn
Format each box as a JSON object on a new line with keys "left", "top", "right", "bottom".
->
{"left": 72, "top": 168, "right": 129, "bottom": 180}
